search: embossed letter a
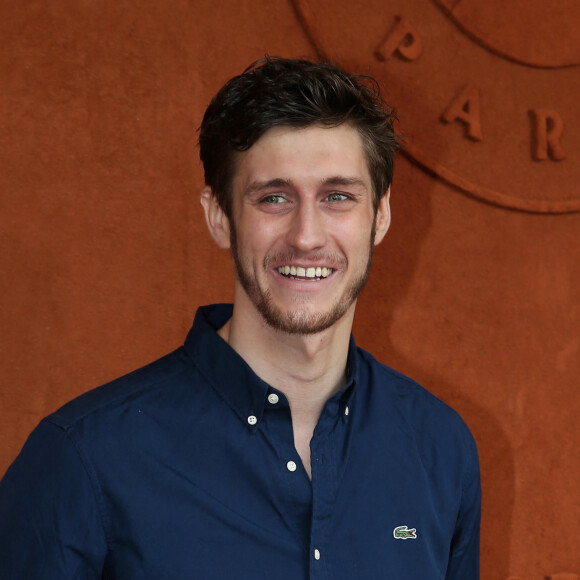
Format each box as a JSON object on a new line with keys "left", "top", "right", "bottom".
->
{"left": 441, "top": 84, "right": 483, "bottom": 141}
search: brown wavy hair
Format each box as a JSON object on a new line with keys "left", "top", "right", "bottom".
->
{"left": 199, "top": 56, "right": 401, "bottom": 218}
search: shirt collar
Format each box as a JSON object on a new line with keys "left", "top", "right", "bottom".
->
{"left": 183, "top": 304, "right": 359, "bottom": 429}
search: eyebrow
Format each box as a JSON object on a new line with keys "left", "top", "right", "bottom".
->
{"left": 243, "top": 176, "right": 368, "bottom": 197}
{"left": 244, "top": 179, "right": 291, "bottom": 197}
{"left": 321, "top": 176, "right": 368, "bottom": 189}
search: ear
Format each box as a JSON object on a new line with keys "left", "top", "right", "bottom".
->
{"left": 200, "top": 187, "right": 231, "bottom": 249}
{"left": 373, "top": 189, "right": 391, "bottom": 246}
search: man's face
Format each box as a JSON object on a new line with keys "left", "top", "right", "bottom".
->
{"left": 225, "top": 124, "right": 390, "bottom": 335}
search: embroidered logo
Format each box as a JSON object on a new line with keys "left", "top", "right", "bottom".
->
{"left": 393, "top": 525, "right": 417, "bottom": 540}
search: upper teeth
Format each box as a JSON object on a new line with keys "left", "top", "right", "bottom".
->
{"left": 277, "top": 265, "right": 333, "bottom": 278}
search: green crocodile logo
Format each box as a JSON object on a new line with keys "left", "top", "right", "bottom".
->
{"left": 393, "top": 525, "right": 417, "bottom": 540}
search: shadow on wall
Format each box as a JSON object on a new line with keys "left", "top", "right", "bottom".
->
{"left": 353, "top": 92, "right": 515, "bottom": 578}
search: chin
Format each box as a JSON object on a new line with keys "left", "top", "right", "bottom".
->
{"left": 257, "top": 297, "right": 354, "bottom": 336}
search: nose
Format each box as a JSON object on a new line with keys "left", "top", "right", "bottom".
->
{"left": 285, "top": 202, "right": 327, "bottom": 252}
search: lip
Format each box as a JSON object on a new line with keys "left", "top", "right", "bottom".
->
{"left": 271, "top": 266, "right": 338, "bottom": 291}
{"left": 270, "top": 261, "right": 340, "bottom": 269}
{"left": 266, "top": 253, "right": 345, "bottom": 289}
{"left": 276, "top": 263, "right": 334, "bottom": 279}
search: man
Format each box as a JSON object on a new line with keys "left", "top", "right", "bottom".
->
{"left": 0, "top": 57, "right": 480, "bottom": 578}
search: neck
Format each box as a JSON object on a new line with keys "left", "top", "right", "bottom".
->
{"left": 219, "top": 295, "right": 354, "bottom": 422}
{"left": 219, "top": 291, "right": 355, "bottom": 480}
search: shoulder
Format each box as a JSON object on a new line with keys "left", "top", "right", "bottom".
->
{"left": 46, "top": 347, "right": 191, "bottom": 431}
{"left": 356, "top": 347, "right": 479, "bottom": 468}
{"left": 2, "top": 345, "right": 197, "bottom": 498}
{"left": 357, "top": 347, "right": 471, "bottom": 427}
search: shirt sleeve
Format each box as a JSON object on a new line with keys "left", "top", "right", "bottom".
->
{"left": 445, "top": 432, "right": 482, "bottom": 580}
{"left": 0, "top": 419, "right": 108, "bottom": 579}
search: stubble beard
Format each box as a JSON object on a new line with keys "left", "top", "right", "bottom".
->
{"left": 229, "top": 220, "right": 376, "bottom": 336}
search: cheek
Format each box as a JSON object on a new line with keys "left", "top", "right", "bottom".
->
{"left": 338, "top": 221, "right": 373, "bottom": 250}
{"left": 234, "top": 230, "right": 272, "bottom": 270}
{"left": 246, "top": 223, "right": 284, "bottom": 253}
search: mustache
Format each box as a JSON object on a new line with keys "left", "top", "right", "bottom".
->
{"left": 263, "top": 251, "right": 348, "bottom": 269}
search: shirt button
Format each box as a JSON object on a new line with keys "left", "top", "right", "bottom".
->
{"left": 247, "top": 415, "right": 257, "bottom": 425}
{"left": 344, "top": 406, "right": 349, "bottom": 416}
{"left": 268, "top": 393, "right": 279, "bottom": 405}
{"left": 314, "top": 548, "right": 321, "bottom": 560}
{"left": 286, "top": 460, "right": 297, "bottom": 472}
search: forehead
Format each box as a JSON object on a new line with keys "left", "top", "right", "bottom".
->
{"left": 231, "top": 124, "right": 371, "bottom": 192}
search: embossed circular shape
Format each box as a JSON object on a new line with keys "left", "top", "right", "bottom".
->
{"left": 433, "top": 0, "right": 580, "bottom": 68}
{"left": 291, "top": 0, "right": 580, "bottom": 213}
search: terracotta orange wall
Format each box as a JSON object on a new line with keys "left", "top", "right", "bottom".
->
{"left": 1, "top": 2, "right": 578, "bottom": 579}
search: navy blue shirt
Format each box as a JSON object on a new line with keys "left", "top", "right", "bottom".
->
{"left": 0, "top": 304, "right": 480, "bottom": 579}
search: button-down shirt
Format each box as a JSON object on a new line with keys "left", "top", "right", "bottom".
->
{"left": 0, "top": 304, "right": 480, "bottom": 579}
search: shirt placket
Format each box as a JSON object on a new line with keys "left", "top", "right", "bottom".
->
{"left": 262, "top": 388, "right": 313, "bottom": 561}
{"left": 308, "top": 398, "right": 349, "bottom": 580}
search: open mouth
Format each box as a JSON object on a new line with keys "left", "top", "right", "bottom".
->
{"left": 276, "top": 265, "right": 333, "bottom": 280}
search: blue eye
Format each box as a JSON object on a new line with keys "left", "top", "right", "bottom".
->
{"left": 325, "top": 193, "right": 349, "bottom": 202}
{"left": 261, "top": 195, "right": 286, "bottom": 204}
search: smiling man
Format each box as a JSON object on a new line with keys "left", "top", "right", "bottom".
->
{"left": 0, "top": 57, "right": 480, "bottom": 579}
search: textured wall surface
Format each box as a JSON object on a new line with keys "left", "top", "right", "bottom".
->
{"left": 1, "top": 1, "right": 578, "bottom": 579}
